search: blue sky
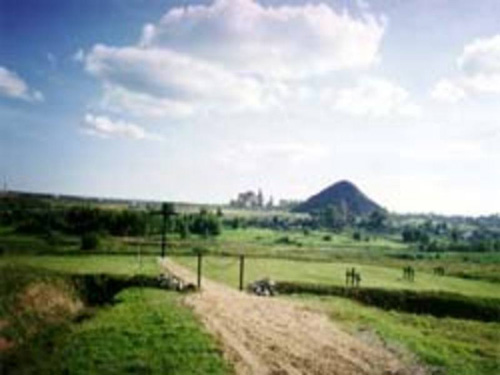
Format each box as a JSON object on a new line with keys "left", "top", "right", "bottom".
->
{"left": 1, "top": 0, "right": 500, "bottom": 215}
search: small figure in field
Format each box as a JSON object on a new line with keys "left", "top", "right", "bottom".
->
{"left": 403, "top": 266, "right": 415, "bottom": 282}
{"left": 346, "top": 267, "right": 361, "bottom": 287}
{"left": 354, "top": 272, "right": 361, "bottom": 287}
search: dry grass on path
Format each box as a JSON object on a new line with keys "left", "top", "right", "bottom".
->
{"left": 161, "top": 258, "right": 419, "bottom": 375}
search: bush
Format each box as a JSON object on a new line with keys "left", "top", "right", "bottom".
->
{"left": 192, "top": 246, "right": 209, "bottom": 256}
{"left": 80, "top": 232, "right": 99, "bottom": 251}
{"left": 275, "top": 236, "right": 292, "bottom": 245}
{"left": 275, "top": 281, "right": 500, "bottom": 322}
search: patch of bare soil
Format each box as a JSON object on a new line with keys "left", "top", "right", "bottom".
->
{"left": 16, "top": 281, "right": 83, "bottom": 324}
{"left": 161, "top": 258, "right": 418, "bottom": 375}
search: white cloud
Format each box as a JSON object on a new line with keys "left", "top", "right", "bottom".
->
{"left": 430, "top": 79, "right": 466, "bottom": 103}
{"left": 84, "top": 0, "right": 385, "bottom": 118}
{"left": 458, "top": 34, "right": 500, "bottom": 77}
{"left": 0, "top": 66, "right": 44, "bottom": 102}
{"left": 82, "top": 113, "right": 162, "bottom": 140}
{"left": 100, "top": 85, "right": 195, "bottom": 118}
{"left": 140, "top": 0, "right": 385, "bottom": 79}
{"left": 86, "top": 44, "right": 278, "bottom": 115}
{"left": 334, "top": 78, "right": 420, "bottom": 117}
{"left": 432, "top": 34, "right": 500, "bottom": 100}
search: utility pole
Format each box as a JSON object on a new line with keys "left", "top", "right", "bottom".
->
{"left": 151, "top": 202, "right": 176, "bottom": 259}
{"left": 161, "top": 203, "right": 167, "bottom": 258}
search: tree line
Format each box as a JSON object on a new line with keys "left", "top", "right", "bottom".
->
{"left": 0, "top": 197, "right": 222, "bottom": 239}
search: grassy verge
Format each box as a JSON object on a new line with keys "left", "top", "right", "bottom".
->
{"left": 293, "top": 295, "right": 500, "bottom": 375}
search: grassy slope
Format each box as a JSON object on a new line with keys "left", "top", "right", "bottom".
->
{"left": 4, "top": 288, "right": 232, "bottom": 375}
{"left": 0, "top": 260, "right": 232, "bottom": 375}
{"left": 174, "top": 255, "right": 500, "bottom": 299}
{"left": 294, "top": 295, "right": 500, "bottom": 375}
{"left": 52, "top": 289, "right": 230, "bottom": 375}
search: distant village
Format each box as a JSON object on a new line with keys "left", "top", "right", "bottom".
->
{"left": 229, "top": 189, "right": 300, "bottom": 210}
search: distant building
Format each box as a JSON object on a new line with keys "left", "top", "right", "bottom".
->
{"left": 230, "top": 189, "right": 266, "bottom": 209}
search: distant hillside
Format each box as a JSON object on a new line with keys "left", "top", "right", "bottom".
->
{"left": 293, "top": 180, "right": 383, "bottom": 215}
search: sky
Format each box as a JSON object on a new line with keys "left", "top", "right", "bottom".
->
{"left": 1, "top": 0, "right": 500, "bottom": 215}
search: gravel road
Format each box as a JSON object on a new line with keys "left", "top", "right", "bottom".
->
{"left": 161, "top": 258, "right": 412, "bottom": 375}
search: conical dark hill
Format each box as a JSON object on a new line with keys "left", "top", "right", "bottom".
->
{"left": 293, "top": 180, "right": 382, "bottom": 215}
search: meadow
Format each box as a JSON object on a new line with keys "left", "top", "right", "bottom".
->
{"left": 173, "top": 254, "right": 500, "bottom": 299}
{"left": 1, "top": 201, "right": 499, "bottom": 375}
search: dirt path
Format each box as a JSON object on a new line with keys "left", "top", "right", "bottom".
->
{"left": 160, "top": 258, "right": 410, "bottom": 375}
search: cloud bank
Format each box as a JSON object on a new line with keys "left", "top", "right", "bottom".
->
{"left": 83, "top": 113, "right": 162, "bottom": 140}
{"left": 0, "top": 66, "right": 43, "bottom": 102}
{"left": 432, "top": 34, "right": 500, "bottom": 102}
{"left": 84, "top": 0, "right": 386, "bottom": 118}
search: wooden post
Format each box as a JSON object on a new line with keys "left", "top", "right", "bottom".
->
{"left": 197, "top": 252, "right": 202, "bottom": 289}
{"left": 239, "top": 255, "right": 245, "bottom": 291}
{"left": 161, "top": 203, "right": 167, "bottom": 258}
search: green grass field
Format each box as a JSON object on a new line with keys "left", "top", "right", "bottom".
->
{"left": 174, "top": 255, "right": 500, "bottom": 299}
{"left": 168, "top": 227, "right": 408, "bottom": 258}
{"left": 0, "top": 254, "right": 160, "bottom": 276}
{"left": 3, "top": 226, "right": 499, "bottom": 283}
{"left": 59, "top": 288, "right": 231, "bottom": 375}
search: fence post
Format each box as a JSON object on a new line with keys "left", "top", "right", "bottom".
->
{"left": 239, "top": 255, "right": 245, "bottom": 291}
{"left": 161, "top": 203, "right": 167, "bottom": 258}
{"left": 197, "top": 252, "right": 202, "bottom": 289}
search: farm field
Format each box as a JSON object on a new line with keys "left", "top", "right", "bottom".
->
{"left": 173, "top": 255, "right": 500, "bottom": 299}
{"left": 3, "top": 225, "right": 498, "bottom": 283}
{"left": 0, "top": 225, "right": 406, "bottom": 256}
{"left": 0, "top": 254, "right": 159, "bottom": 276}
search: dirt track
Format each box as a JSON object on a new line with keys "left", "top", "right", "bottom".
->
{"left": 161, "top": 258, "right": 411, "bottom": 375}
